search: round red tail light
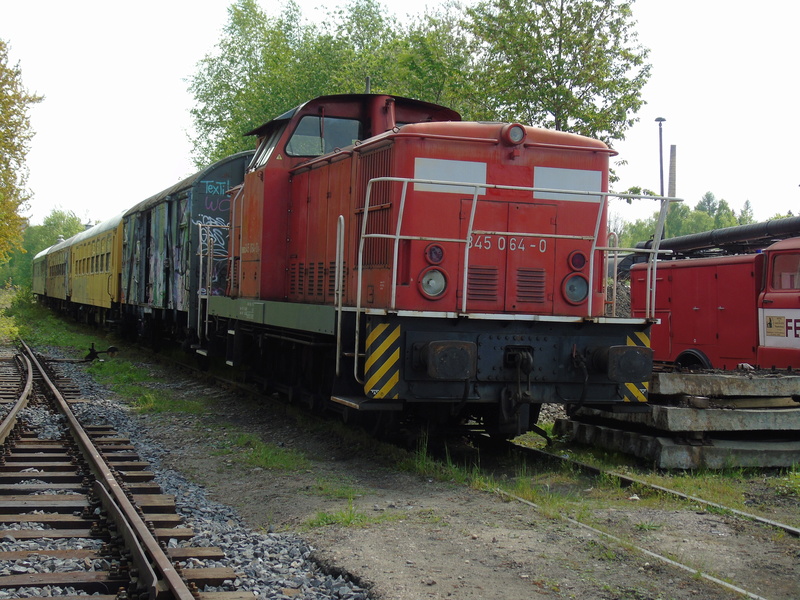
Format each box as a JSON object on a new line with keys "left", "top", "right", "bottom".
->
{"left": 425, "top": 243, "right": 444, "bottom": 265}
{"left": 568, "top": 251, "right": 587, "bottom": 271}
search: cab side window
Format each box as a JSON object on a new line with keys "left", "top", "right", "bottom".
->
{"left": 772, "top": 253, "right": 800, "bottom": 290}
{"left": 249, "top": 125, "right": 284, "bottom": 170}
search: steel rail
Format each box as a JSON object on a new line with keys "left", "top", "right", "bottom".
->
{"left": 512, "top": 441, "right": 800, "bottom": 538}
{"left": 496, "top": 488, "right": 771, "bottom": 600}
{"left": 19, "top": 340, "right": 195, "bottom": 600}
{"left": 0, "top": 353, "right": 33, "bottom": 446}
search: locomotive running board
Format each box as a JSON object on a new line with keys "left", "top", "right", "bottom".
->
{"left": 331, "top": 396, "right": 402, "bottom": 411}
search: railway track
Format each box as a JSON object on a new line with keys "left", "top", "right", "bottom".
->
{"left": 0, "top": 342, "right": 248, "bottom": 600}
{"left": 510, "top": 442, "right": 800, "bottom": 538}
{"left": 15, "top": 336, "right": 799, "bottom": 598}
{"left": 498, "top": 439, "right": 799, "bottom": 600}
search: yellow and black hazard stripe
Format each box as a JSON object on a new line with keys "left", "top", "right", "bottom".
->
{"left": 622, "top": 330, "right": 650, "bottom": 403}
{"left": 364, "top": 322, "right": 401, "bottom": 399}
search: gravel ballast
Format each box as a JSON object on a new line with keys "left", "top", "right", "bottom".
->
{"left": 21, "top": 350, "right": 370, "bottom": 600}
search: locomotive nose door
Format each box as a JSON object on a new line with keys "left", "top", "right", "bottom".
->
{"left": 504, "top": 202, "right": 557, "bottom": 313}
{"left": 460, "top": 199, "right": 556, "bottom": 314}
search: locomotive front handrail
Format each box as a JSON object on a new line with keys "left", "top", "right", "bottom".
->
{"left": 352, "top": 176, "right": 680, "bottom": 385}
{"left": 228, "top": 184, "right": 246, "bottom": 297}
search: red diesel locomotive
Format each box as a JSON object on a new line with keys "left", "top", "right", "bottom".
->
{"left": 203, "top": 94, "right": 655, "bottom": 437}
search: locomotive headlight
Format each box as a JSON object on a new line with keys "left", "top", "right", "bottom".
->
{"left": 562, "top": 274, "right": 589, "bottom": 304}
{"left": 419, "top": 268, "right": 447, "bottom": 298}
{"left": 500, "top": 123, "right": 526, "bottom": 145}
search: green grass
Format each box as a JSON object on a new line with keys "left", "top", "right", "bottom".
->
{"left": 4, "top": 291, "right": 213, "bottom": 415}
{"left": 6, "top": 291, "right": 107, "bottom": 354}
{"left": 224, "top": 432, "right": 311, "bottom": 471}
{"left": 0, "top": 311, "right": 18, "bottom": 343}
{"left": 84, "top": 360, "right": 209, "bottom": 413}
{"left": 304, "top": 498, "right": 397, "bottom": 529}
{"left": 131, "top": 390, "right": 208, "bottom": 414}
{"left": 396, "top": 435, "right": 496, "bottom": 491}
{"left": 634, "top": 521, "right": 663, "bottom": 531}
{"left": 308, "top": 477, "right": 364, "bottom": 500}
{"left": 86, "top": 356, "right": 150, "bottom": 384}
{"left": 514, "top": 430, "right": 800, "bottom": 527}
{"left": 770, "top": 463, "right": 800, "bottom": 497}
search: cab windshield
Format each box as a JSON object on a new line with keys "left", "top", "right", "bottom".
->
{"left": 285, "top": 116, "right": 362, "bottom": 157}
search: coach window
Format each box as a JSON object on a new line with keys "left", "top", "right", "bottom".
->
{"left": 772, "top": 253, "right": 800, "bottom": 290}
{"left": 285, "top": 116, "right": 362, "bottom": 157}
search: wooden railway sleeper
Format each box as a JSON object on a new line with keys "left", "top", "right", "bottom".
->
{"left": 10, "top": 343, "right": 220, "bottom": 600}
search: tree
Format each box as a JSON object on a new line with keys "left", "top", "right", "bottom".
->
{"left": 713, "top": 199, "right": 737, "bottom": 229}
{"left": 617, "top": 214, "right": 656, "bottom": 249}
{"left": 0, "top": 39, "right": 43, "bottom": 264}
{"left": 737, "top": 200, "right": 754, "bottom": 225}
{"left": 324, "top": 0, "right": 401, "bottom": 92}
{"left": 0, "top": 208, "right": 84, "bottom": 288}
{"left": 188, "top": 0, "right": 410, "bottom": 165}
{"left": 465, "top": 0, "right": 650, "bottom": 144}
{"left": 617, "top": 190, "right": 750, "bottom": 248}
{"left": 694, "top": 193, "right": 737, "bottom": 229}
{"left": 392, "top": 3, "right": 478, "bottom": 113}
{"left": 188, "top": 0, "right": 652, "bottom": 165}
{"left": 663, "top": 202, "right": 691, "bottom": 238}
{"left": 695, "top": 191, "right": 717, "bottom": 218}
{"left": 188, "top": 0, "right": 292, "bottom": 163}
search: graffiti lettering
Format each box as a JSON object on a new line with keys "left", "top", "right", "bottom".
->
{"left": 201, "top": 179, "right": 231, "bottom": 195}
{"left": 204, "top": 196, "right": 231, "bottom": 213}
{"left": 194, "top": 214, "right": 229, "bottom": 259}
{"left": 194, "top": 214, "right": 230, "bottom": 295}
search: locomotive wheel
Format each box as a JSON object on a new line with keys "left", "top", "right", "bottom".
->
{"left": 361, "top": 411, "right": 399, "bottom": 438}
{"left": 340, "top": 406, "right": 361, "bottom": 426}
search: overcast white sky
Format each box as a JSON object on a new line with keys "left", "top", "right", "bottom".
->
{"left": 3, "top": 1, "right": 799, "bottom": 227}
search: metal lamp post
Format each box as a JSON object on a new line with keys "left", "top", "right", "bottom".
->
{"left": 655, "top": 117, "right": 666, "bottom": 196}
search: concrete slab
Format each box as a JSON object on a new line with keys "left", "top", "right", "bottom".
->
{"left": 554, "top": 418, "right": 800, "bottom": 469}
{"left": 574, "top": 405, "right": 800, "bottom": 432}
{"left": 651, "top": 372, "right": 800, "bottom": 397}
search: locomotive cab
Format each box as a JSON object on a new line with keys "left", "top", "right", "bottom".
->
{"left": 229, "top": 94, "right": 460, "bottom": 301}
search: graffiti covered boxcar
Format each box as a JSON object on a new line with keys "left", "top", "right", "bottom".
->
{"left": 119, "top": 151, "right": 254, "bottom": 343}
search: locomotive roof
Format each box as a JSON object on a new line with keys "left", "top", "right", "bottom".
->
{"left": 244, "top": 94, "right": 462, "bottom": 137}
{"left": 123, "top": 150, "right": 255, "bottom": 217}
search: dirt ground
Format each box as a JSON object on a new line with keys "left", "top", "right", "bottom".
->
{"left": 103, "top": 361, "right": 800, "bottom": 600}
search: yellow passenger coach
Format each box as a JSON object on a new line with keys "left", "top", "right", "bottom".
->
{"left": 69, "top": 213, "right": 124, "bottom": 325}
